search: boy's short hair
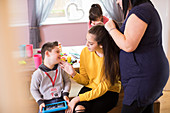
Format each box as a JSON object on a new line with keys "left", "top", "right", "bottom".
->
{"left": 41, "top": 41, "right": 58, "bottom": 60}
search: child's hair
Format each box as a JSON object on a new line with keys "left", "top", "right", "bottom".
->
{"left": 89, "top": 4, "right": 103, "bottom": 24}
{"left": 41, "top": 41, "right": 58, "bottom": 60}
{"left": 88, "top": 23, "right": 120, "bottom": 85}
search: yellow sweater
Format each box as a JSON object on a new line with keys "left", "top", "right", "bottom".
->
{"left": 73, "top": 47, "right": 121, "bottom": 101}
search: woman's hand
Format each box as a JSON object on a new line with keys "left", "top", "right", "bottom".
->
{"left": 91, "top": 21, "right": 104, "bottom": 26}
{"left": 68, "top": 96, "right": 80, "bottom": 112}
{"left": 65, "top": 105, "right": 72, "bottom": 113}
{"left": 105, "top": 20, "right": 116, "bottom": 32}
{"left": 60, "top": 61, "right": 76, "bottom": 77}
{"left": 65, "top": 96, "right": 80, "bottom": 113}
{"left": 39, "top": 103, "right": 45, "bottom": 113}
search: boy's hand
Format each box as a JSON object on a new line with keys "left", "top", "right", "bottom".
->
{"left": 63, "top": 96, "right": 70, "bottom": 103}
{"left": 64, "top": 96, "right": 72, "bottom": 113}
{"left": 39, "top": 103, "right": 45, "bottom": 112}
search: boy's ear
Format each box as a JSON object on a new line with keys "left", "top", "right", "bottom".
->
{"left": 45, "top": 51, "right": 50, "bottom": 57}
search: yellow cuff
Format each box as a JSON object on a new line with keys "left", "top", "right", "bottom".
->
{"left": 72, "top": 72, "right": 79, "bottom": 80}
{"left": 79, "top": 94, "right": 86, "bottom": 101}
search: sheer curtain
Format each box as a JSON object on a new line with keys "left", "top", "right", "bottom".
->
{"left": 29, "top": 0, "right": 55, "bottom": 48}
{"left": 100, "top": 0, "right": 124, "bottom": 28}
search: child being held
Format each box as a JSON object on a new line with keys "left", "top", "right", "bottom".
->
{"left": 30, "top": 41, "right": 71, "bottom": 113}
{"left": 88, "top": 4, "right": 109, "bottom": 29}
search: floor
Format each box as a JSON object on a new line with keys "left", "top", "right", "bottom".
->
{"left": 159, "top": 90, "right": 170, "bottom": 113}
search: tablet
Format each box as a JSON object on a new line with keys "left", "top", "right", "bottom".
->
{"left": 42, "top": 101, "right": 68, "bottom": 113}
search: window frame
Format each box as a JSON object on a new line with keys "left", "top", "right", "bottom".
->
{"left": 41, "top": 0, "right": 100, "bottom": 25}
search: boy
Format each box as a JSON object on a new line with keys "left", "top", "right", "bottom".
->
{"left": 30, "top": 41, "right": 71, "bottom": 113}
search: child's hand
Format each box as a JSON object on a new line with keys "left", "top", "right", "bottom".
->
{"left": 39, "top": 103, "right": 45, "bottom": 113}
{"left": 63, "top": 96, "right": 70, "bottom": 103}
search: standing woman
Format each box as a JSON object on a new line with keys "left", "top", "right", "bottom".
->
{"left": 88, "top": 4, "right": 109, "bottom": 29}
{"left": 105, "top": 0, "right": 169, "bottom": 113}
{"left": 60, "top": 24, "right": 121, "bottom": 113}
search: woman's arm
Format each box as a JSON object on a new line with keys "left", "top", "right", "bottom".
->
{"left": 60, "top": 48, "right": 90, "bottom": 85}
{"left": 67, "top": 96, "right": 80, "bottom": 112}
{"left": 105, "top": 14, "right": 148, "bottom": 52}
{"left": 60, "top": 61, "right": 89, "bottom": 85}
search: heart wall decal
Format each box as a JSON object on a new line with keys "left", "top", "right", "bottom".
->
{"left": 65, "top": 3, "right": 84, "bottom": 21}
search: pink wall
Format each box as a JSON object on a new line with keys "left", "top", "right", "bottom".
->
{"left": 15, "top": 22, "right": 88, "bottom": 48}
{"left": 40, "top": 22, "right": 88, "bottom": 47}
{"left": 27, "top": 0, "right": 88, "bottom": 47}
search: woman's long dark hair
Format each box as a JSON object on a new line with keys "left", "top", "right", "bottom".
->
{"left": 88, "top": 24, "right": 120, "bottom": 85}
{"left": 89, "top": 4, "right": 103, "bottom": 24}
{"left": 123, "top": 0, "right": 153, "bottom": 18}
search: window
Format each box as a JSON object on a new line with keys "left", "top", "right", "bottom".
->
{"left": 41, "top": 0, "right": 101, "bottom": 25}
{"left": 48, "top": 0, "right": 68, "bottom": 18}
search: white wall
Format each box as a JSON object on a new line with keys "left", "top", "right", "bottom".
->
{"left": 152, "top": 0, "right": 170, "bottom": 91}
{"left": 151, "top": 0, "right": 170, "bottom": 55}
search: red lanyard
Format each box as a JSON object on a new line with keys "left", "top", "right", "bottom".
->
{"left": 45, "top": 69, "right": 58, "bottom": 87}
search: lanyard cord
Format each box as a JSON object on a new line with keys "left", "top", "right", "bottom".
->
{"left": 45, "top": 69, "right": 58, "bottom": 87}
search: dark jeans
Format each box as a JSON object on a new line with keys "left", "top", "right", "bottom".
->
{"left": 121, "top": 101, "right": 154, "bottom": 113}
{"left": 74, "top": 86, "right": 119, "bottom": 113}
{"left": 39, "top": 97, "right": 65, "bottom": 113}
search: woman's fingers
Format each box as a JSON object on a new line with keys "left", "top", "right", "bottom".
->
{"left": 105, "top": 20, "right": 116, "bottom": 31}
{"left": 65, "top": 105, "right": 73, "bottom": 113}
{"left": 60, "top": 60, "right": 76, "bottom": 77}
{"left": 60, "top": 60, "right": 66, "bottom": 65}
{"left": 94, "top": 21, "right": 104, "bottom": 25}
{"left": 60, "top": 61, "right": 66, "bottom": 68}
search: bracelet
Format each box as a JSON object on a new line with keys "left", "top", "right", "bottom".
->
{"left": 109, "top": 28, "right": 116, "bottom": 33}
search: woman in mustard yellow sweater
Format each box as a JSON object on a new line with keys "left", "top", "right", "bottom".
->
{"left": 60, "top": 24, "right": 121, "bottom": 113}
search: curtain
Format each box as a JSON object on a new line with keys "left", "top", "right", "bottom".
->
{"left": 100, "top": 0, "right": 124, "bottom": 28}
{"left": 29, "top": 0, "right": 55, "bottom": 48}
